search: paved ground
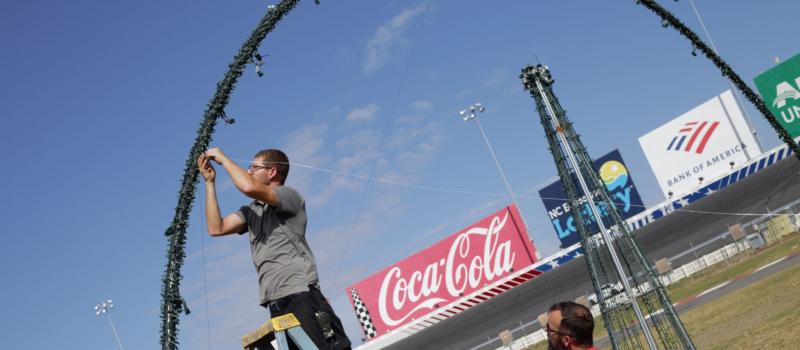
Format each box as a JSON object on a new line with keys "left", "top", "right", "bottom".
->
{"left": 383, "top": 156, "right": 800, "bottom": 350}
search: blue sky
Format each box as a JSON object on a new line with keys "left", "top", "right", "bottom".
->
{"left": 1, "top": 1, "right": 798, "bottom": 349}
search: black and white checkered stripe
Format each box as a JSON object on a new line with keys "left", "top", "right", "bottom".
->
{"left": 350, "top": 288, "right": 377, "bottom": 339}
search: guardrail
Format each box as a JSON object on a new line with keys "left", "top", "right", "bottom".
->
{"left": 660, "top": 240, "right": 752, "bottom": 286}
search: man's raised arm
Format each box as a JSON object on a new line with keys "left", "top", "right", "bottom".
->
{"left": 205, "top": 148, "right": 280, "bottom": 206}
{"left": 198, "top": 153, "right": 246, "bottom": 236}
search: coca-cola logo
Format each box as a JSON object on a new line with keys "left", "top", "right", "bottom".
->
{"left": 377, "top": 212, "right": 516, "bottom": 326}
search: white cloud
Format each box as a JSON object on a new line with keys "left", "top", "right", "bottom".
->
{"left": 410, "top": 99, "right": 433, "bottom": 111}
{"left": 307, "top": 129, "right": 380, "bottom": 206}
{"left": 451, "top": 68, "right": 511, "bottom": 101}
{"left": 282, "top": 123, "right": 331, "bottom": 196}
{"left": 482, "top": 67, "right": 510, "bottom": 89}
{"left": 181, "top": 237, "right": 267, "bottom": 350}
{"left": 312, "top": 221, "right": 379, "bottom": 271}
{"left": 363, "top": 3, "right": 429, "bottom": 74}
{"left": 284, "top": 124, "right": 330, "bottom": 162}
{"left": 417, "top": 196, "right": 509, "bottom": 243}
{"left": 345, "top": 103, "right": 380, "bottom": 123}
{"left": 385, "top": 121, "right": 444, "bottom": 164}
{"left": 395, "top": 113, "right": 425, "bottom": 126}
{"left": 454, "top": 88, "right": 472, "bottom": 100}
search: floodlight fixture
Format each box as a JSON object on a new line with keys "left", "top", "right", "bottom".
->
{"left": 460, "top": 103, "right": 485, "bottom": 122}
{"left": 94, "top": 298, "right": 125, "bottom": 350}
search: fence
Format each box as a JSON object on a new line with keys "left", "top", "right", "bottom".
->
{"left": 483, "top": 197, "right": 800, "bottom": 350}
{"left": 658, "top": 239, "right": 752, "bottom": 287}
{"left": 493, "top": 231, "right": 797, "bottom": 350}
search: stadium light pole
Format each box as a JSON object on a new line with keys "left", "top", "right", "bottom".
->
{"left": 95, "top": 299, "right": 125, "bottom": 350}
{"left": 460, "top": 103, "right": 541, "bottom": 260}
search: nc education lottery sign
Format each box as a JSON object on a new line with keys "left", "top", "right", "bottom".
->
{"left": 754, "top": 53, "right": 800, "bottom": 138}
{"left": 638, "top": 90, "right": 762, "bottom": 198}
{"left": 538, "top": 149, "right": 645, "bottom": 248}
{"left": 346, "top": 205, "right": 537, "bottom": 337}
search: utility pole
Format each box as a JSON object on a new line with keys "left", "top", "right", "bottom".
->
{"left": 520, "top": 64, "right": 695, "bottom": 349}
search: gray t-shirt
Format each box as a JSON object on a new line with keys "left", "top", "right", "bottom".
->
{"left": 234, "top": 186, "right": 319, "bottom": 305}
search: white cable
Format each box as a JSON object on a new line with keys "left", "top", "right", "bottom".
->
{"left": 198, "top": 179, "right": 213, "bottom": 350}
{"left": 225, "top": 157, "right": 791, "bottom": 218}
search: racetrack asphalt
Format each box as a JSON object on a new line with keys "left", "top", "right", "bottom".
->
{"left": 383, "top": 156, "right": 800, "bottom": 350}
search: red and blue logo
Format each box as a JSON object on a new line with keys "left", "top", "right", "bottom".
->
{"left": 666, "top": 121, "right": 720, "bottom": 154}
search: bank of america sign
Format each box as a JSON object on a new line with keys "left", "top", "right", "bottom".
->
{"left": 639, "top": 90, "right": 763, "bottom": 199}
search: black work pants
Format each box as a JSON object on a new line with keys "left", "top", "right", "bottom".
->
{"left": 268, "top": 286, "right": 351, "bottom": 350}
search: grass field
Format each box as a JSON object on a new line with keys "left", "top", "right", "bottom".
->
{"left": 665, "top": 233, "right": 800, "bottom": 302}
{"left": 522, "top": 234, "right": 800, "bottom": 350}
{"left": 679, "top": 263, "right": 800, "bottom": 349}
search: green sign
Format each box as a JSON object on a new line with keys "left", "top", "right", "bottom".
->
{"left": 755, "top": 53, "right": 800, "bottom": 138}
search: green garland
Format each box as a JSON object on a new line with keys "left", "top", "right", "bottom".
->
{"left": 635, "top": 0, "right": 800, "bottom": 159}
{"left": 158, "top": 1, "right": 313, "bottom": 349}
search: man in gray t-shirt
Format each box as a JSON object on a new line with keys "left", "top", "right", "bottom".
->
{"left": 234, "top": 185, "right": 319, "bottom": 305}
{"left": 199, "top": 147, "right": 350, "bottom": 350}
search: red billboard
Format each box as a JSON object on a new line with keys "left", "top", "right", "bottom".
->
{"left": 347, "top": 204, "right": 538, "bottom": 339}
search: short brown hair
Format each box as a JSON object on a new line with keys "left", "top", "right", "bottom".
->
{"left": 255, "top": 149, "right": 289, "bottom": 185}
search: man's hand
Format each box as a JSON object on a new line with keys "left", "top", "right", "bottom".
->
{"left": 205, "top": 147, "right": 229, "bottom": 165}
{"left": 198, "top": 153, "right": 216, "bottom": 183}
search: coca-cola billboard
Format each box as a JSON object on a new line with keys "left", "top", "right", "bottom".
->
{"left": 347, "top": 204, "right": 538, "bottom": 338}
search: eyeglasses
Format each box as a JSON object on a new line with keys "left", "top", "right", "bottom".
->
{"left": 248, "top": 164, "right": 274, "bottom": 172}
{"left": 545, "top": 324, "right": 574, "bottom": 338}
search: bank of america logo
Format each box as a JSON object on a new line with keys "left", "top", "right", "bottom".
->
{"left": 666, "top": 121, "right": 720, "bottom": 154}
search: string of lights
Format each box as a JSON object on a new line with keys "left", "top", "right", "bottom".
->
{"left": 157, "top": 1, "right": 313, "bottom": 349}
{"left": 156, "top": 2, "right": 798, "bottom": 348}
{"left": 635, "top": 0, "right": 800, "bottom": 160}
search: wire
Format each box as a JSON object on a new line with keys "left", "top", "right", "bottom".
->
{"left": 198, "top": 179, "right": 213, "bottom": 350}
{"left": 226, "top": 157, "right": 790, "bottom": 218}
{"left": 326, "top": 3, "right": 436, "bottom": 293}
{"left": 229, "top": 157, "right": 509, "bottom": 198}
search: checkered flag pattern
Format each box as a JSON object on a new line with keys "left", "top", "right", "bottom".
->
{"left": 350, "top": 288, "right": 377, "bottom": 339}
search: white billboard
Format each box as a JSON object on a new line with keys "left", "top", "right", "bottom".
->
{"left": 639, "top": 90, "right": 762, "bottom": 198}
